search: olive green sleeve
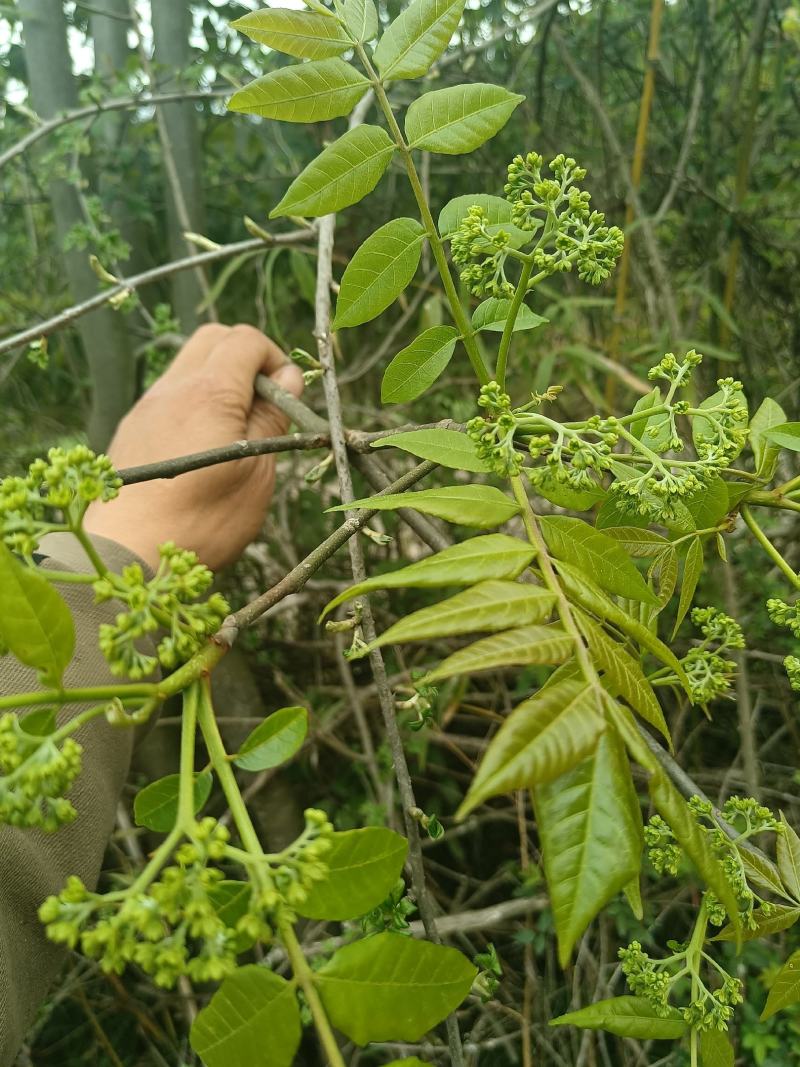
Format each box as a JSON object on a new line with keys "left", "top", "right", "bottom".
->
{"left": 0, "top": 534, "right": 158, "bottom": 1066}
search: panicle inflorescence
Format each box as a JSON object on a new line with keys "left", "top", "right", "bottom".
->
{"left": 677, "top": 607, "right": 744, "bottom": 708}
{"left": 0, "top": 446, "right": 121, "bottom": 556}
{"left": 94, "top": 542, "right": 230, "bottom": 679}
{"left": 450, "top": 206, "right": 516, "bottom": 298}
{"left": 40, "top": 808, "right": 334, "bottom": 986}
{"left": 0, "top": 712, "right": 82, "bottom": 831}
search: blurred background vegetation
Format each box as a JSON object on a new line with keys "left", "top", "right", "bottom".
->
{"left": 2, "top": 1, "right": 800, "bottom": 1064}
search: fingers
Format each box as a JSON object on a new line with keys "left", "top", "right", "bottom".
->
{"left": 206, "top": 323, "right": 288, "bottom": 398}
{"left": 247, "top": 361, "right": 305, "bottom": 438}
{"left": 166, "top": 323, "right": 231, "bottom": 378}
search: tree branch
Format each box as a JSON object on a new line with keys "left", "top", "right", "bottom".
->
{"left": 0, "top": 232, "right": 313, "bottom": 358}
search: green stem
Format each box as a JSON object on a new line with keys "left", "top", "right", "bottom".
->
{"left": 37, "top": 570, "right": 97, "bottom": 585}
{"left": 496, "top": 256, "right": 533, "bottom": 389}
{"left": 281, "top": 919, "right": 347, "bottom": 1067}
{"left": 354, "top": 44, "right": 489, "bottom": 386}
{"left": 177, "top": 685, "right": 199, "bottom": 826}
{"left": 196, "top": 682, "right": 346, "bottom": 1067}
{"left": 687, "top": 901, "right": 709, "bottom": 1067}
{"left": 741, "top": 505, "right": 800, "bottom": 589}
{"left": 0, "top": 683, "right": 157, "bottom": 713}
{"left": 777, "top": 473, "right": 800, "bottom": 496}
{"left": 510, "top": 475, "right": 597, "bottom": 688}
{"left": 72, "top": 524, "right": 110, "bottom": 577}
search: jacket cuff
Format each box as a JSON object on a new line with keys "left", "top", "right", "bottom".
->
{"left": 37, "top": 532, "right": 156, "bottom": 581}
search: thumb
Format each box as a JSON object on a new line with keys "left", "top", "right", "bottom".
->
{"left": 247, "top": 363, "right": 305, "bottom": 438}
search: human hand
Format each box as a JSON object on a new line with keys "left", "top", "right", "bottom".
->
{"left": 84, "top": 324, "right": 304, "bottom": 571}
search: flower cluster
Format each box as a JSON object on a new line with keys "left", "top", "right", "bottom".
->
{"left": 680, "top": 607, "right": 744, "bottom": 708}
{"left": 466, "top": 382, "right": 525, "bottom": 476}
{"left": 504, "top": 151, "right": 624, "bottom": 284}
{"left": 619, "top": 939, "right": 743, "bottom": 1030}
{"left": 0, "top": 712, "right": 82, "bottom": 831}
{"left": 450, "top": 206, "right": 516, "bottom": 298}
{"left": 0, "top": 446, "right": 121, "bottom": 556}
{"left": 40, "top": 809, "right": 334, "bottom": 986}
{"left": 767, "top": 598, "right": 800, "bottom": 638}
{"left": 94, "top": 542, "right": 230, "bottom": 678}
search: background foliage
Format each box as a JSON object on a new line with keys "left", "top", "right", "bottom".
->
{"left": 2, "top": 0, "right": 800, "bottom": 1064}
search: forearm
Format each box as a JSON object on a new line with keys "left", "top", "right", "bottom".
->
{"left": 0, "top": 535, "right": 158, "bottom": 1066}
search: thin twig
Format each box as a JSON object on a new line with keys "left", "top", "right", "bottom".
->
{"left": 0, "top": 233, "right": 312, "bottom": 358}
{"left": 0, "top": 89, "right": 230, "bottom": 171}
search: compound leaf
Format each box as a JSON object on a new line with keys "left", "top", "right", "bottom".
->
{"left": 190, "top": 967, "right": 301, "bottom": 1067}
{"left": 371, "top": 427, "right": 491, "bottom": 472}
{"left": 327, "top": 484, "right": 520, "bottom": 528}
{"left": 382, "top": 326, "right": 458, "bottom": 403}
{"left": 419, "top": 624, "right": 572, "bottom": 684}
{"left": 361, "top": 580, "right": 556, "bottom": 656}
{"left": 234, "top": 706, "right": 307, "bottom": 771}
{"left": 715, "top": 903, "right": 800, "bottom": 943}
{"left": 298, "top": 827, "right": 408, "bottom": 920}
{"left": 373, "top": 0, "right": 466, "bottom": 80}
{"left": 458, "top": 678, "right": 605, "bottom": 817}
{"left": 316, "top": 933, "right": 476, "bottom": 1044}
{"left": 335, "top": 218, "right": 426, "bottom": 329}
{"left": 271, "top": 125, "right": 394, "bottom": 217}
{"left": 320, "top": 533, "right": 536, "bottom": 618}
{"left": 405, "top": 83, "right": 523, "bottom": 154}
{"left": 535, "top": 728, "right": 641, "bottom": 966}
{"left": 538, "top": 515, "right": 657, "bottom": 604}
{"left": 231, "top": 9, "right": 351, "bottom": 59}
{"left": 0, "top": 543, "right": 74, "bottom": 688}
{"left": 229, "top": 58, "right": 368, "bottom": 122}
{"left": 551, "top": 996, "right": 687, "bottom": 1041}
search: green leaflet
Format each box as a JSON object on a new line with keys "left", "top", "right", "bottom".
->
{"left": 778, "top": 813, "right": 800, "bottom": 900}
{"left": 627, "top": 386, "right": 662, "bottom": 440}
{"left": 534, "top": 727, "right": 642, "bottom": 967}
{"left": 373, "top": 0, "right": 466, "bottom": 80}
{"left": 471, "top": 297, "right": 547, "bottom": 333}
{"left": 405, "top": 83, "right": 524, "bottom": 154}
{"left": 0, "top": 543, "right": 75, "bottom": 688}
{"left": 763, "top": 421, "right": 800, "bottom": 452}
{"left": 700, "top": 1029, "right": 734, "bottom": 1067}
{"left": 327, "top": 484, "right": 520, "bottom": 528}
{"left": 458, "top": 677, "right": 605, "bottom": 817}
{"left": 673, "top": 536, "right": 703, "bottom": 637}
{"left": 749, "top": 397, "right": 787, "bottom": 479}
{"left": 231, "top": 9, "right": 351, "bottom": 59}
{"left": 576, "top": 612, "right": 671, "bottom": 745}
{"left": 437, "top": 193, "right": 512, "bottom": 237}
{"left": 650, "top": 546, "right": 678, "bottom": 610}
{"left": 686, "top": 474, "right": 730, "bottom": 529}
{"left": 229, "top": 58, "right": 369, "bottom": 122}
{"left": 297, "top": 827, "right": 408, "bottom": 920}
{"left": 133, "top": 773, "right": 213, "bottom": 833}
{"left": 315, "top": 933, "right": 476, "bottom": 1044}
{"left": 372, "top": 427, "right": 491, "bottom": 472}
{"left": 381, "top": 326, "right": 459, "bottom": 403}
{"left": 385, "top": 1060, "right": 432, "bottom": 1067}
{"left": 538, "top": 515, "right": 657, "bottom": 605}
{"left": 761, "top": 949, "right": 800, "bottom": 1020}
{"left": 343, "top": 0, "right": 379, "bottom": 42}
{"left": 359, "top": 580, "right": 557, "bottom": 656}
{"left": 550, "top": 996, "right": 687, "bottom": 1041}
{"left": 190, "top": 966, "right": 301, "bottom": 1067}
{"left": 270, "top": 125, "right": 395, "bottom": 218}
{"left": 601, "top": 527, "right": 670, "bottom": 558}
{"left": 534, "top": 479, "right": 606, "bottom": 511}
{"left": 19, "top": 708, "right": 57, "bottom": 736}
{"left": 649, "top": 770, "right": 742, "bottom": 935}
{"left": 715, "top": 903, "right": 800, "bottom": 943}
{"left": 419, "top": 624, "right": 572, "bottom": 684}
{"left": 738, "top": 845, "right": 789, "bottom": 900}
{"left": 623, "top": 876, "right": 644, "bottom": 920}
{"left": 234, "top": 706, "right": 307, "bottom": 771}
{"left": 334, "top": 218, "right": 426, "bottom": 329}
{"left": 555, "top": 559, "right": 691, "bottom": 691}
{"left": 319, "top": 533, "right": 536, "bottom": 618}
